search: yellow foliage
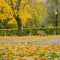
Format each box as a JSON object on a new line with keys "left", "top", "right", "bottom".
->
{"left": 19, "top": 9, "right": 32, "bottom": 25}
{"left": 0, "top": 0, "right": 32, "bottom": 25}
{"left": 33, "top": 0, "right": 47, "bottom": 20}
{"left": 0, "top": 0, "right": 12, "bottom": 20}
{"left": 0, "top": 13, "right": 6, "bottom": 20}
{"left": 8, "top": 18, "right": 17, "bottom": 24}
{"left": 0, "top": 0, "right": 47, "bottom": 26}
{"left": 21, "top": 0, "right": 25, "bottom": 4}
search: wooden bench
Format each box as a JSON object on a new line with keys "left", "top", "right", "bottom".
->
{"left": 37, "top": 30, "right": 46, "bottom": 36}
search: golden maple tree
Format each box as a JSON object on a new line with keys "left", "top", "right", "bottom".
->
{"left": 0, "top": 0, "right": 47, "bottom": 36}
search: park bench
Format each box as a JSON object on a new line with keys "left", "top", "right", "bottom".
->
{"left": 37, "top": 30, "right": 46, "bottom": 36}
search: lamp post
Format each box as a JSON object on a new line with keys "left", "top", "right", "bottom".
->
{"left": 55, "top": 0, "right": 58, "bottom": 35}
{"left": 55, "top": 9, "right": 58, "bottom": 35}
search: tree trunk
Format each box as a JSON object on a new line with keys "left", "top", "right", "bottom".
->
{"left": 15, "top": 15, "right": 23, "bottom": 36}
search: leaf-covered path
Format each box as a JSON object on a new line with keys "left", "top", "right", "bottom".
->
{"left": 0, "top": 36, "right": 60, "bottom": 44}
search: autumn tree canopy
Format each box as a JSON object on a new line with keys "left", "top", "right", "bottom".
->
{"left": 0, "top": 0, "right": 47, "bottom": 36}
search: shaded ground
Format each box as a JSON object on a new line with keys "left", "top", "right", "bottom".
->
{"left": 0, "top": 35, "right": 60, "bottom": 44}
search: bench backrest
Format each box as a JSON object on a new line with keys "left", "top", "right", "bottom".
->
{"left": 37, "top": 30, "right": 45, "bottom": 35}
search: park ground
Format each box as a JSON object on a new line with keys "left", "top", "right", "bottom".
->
{"left": 0, "top": 35, "right": 60, "bottom": 60}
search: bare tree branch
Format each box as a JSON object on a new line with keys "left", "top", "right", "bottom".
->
{"left": 10, "top": 0, "right": 15, "bottom": 11}
{"left": 16, "top": 0, "right": 21, "bottom": 11}
{"left": 20, "top": 0, "right": 29, "bottom": 10}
